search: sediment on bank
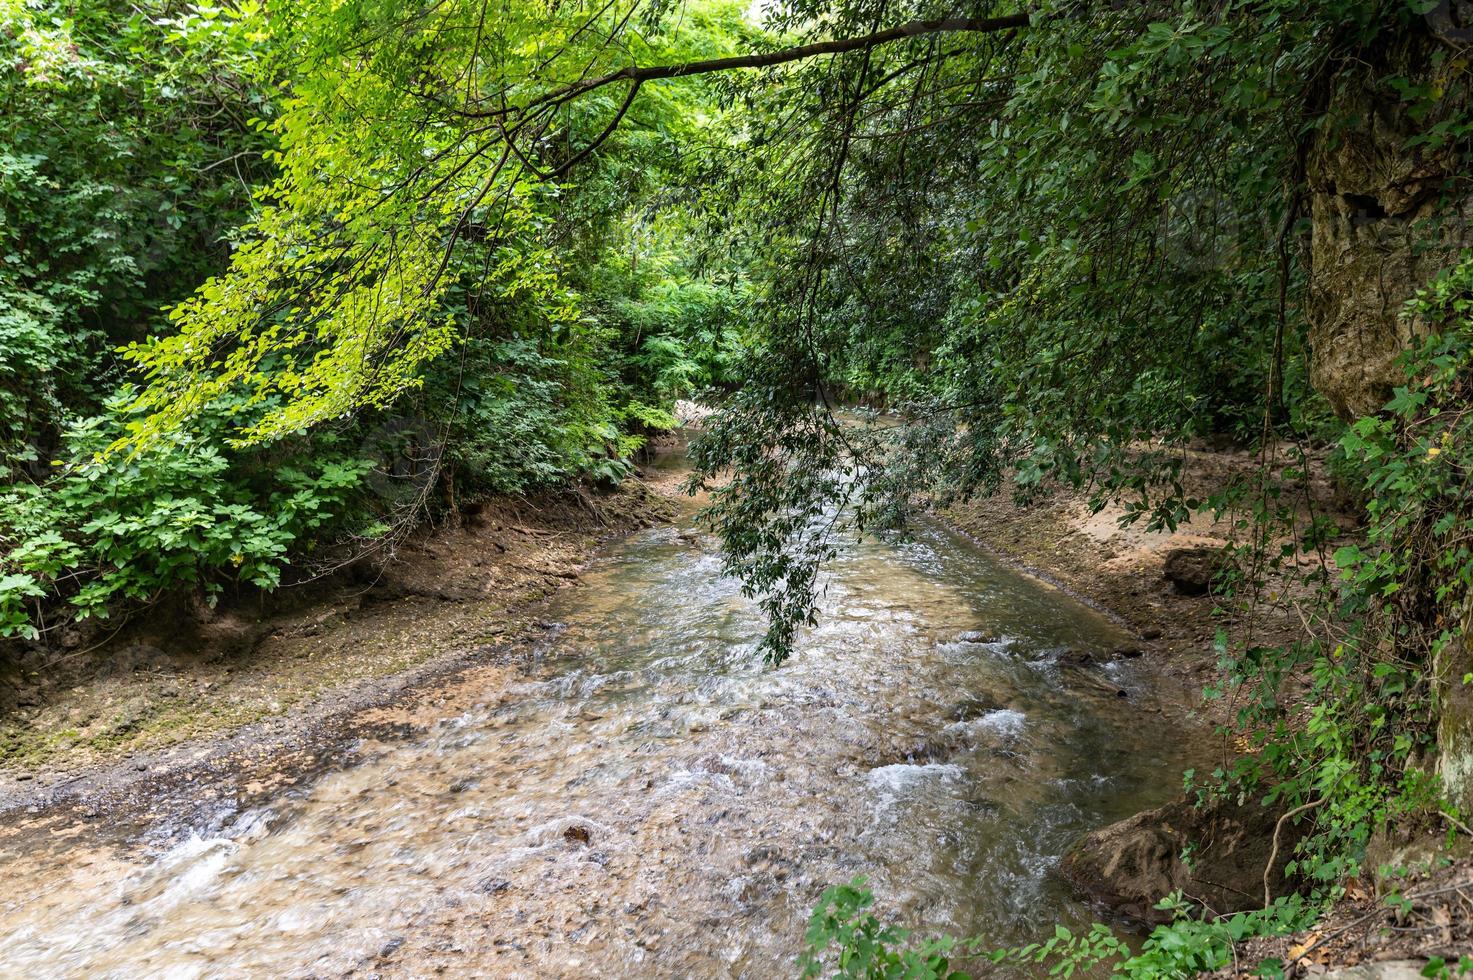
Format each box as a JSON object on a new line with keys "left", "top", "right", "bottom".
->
{"left": 941, "top": 443, "right": 1346, "bottom": 710}
{"left": 0, "top": 472, "right": 679, "bottom": 801}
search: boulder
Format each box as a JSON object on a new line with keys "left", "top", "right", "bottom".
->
{"left": 1060, "top": 793, "right": 1308, "bottom": 922}
{"left": 1162, "top": 546, "right": 1224, "bottom": 596}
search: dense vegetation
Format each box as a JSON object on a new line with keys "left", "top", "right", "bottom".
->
{"left": 5, "top": 0, "right": 1473, "bottom": 973}
{"left": 0, "top": 0, "right": 749, "bottom": 635}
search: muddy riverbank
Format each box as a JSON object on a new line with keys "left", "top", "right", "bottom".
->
{"left": 943, "top": 443, "right": 1342, "bottom": 719}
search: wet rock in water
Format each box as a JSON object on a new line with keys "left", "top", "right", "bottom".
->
{"left": 955, "top": 630, "right": 1000, "bottom": 644}
{"left": 945, "top": 696, "right": 1003, "bottom": 721}
{"left": 562, "top": 824, "right": 592, "bottom": 846}
{"left": 902, "top": 735, "right": 961, "bottom": 763}
{"left": 1140, "top": 626, "right": 1163, "bottom": 640}
{"left": 1059, "top": 645, "right": 1143, "bottom": 666}
{"left": 1060, "top": 793, "right": 1308, "bottom": 921}
{"left": 1162, "top": 546, "right": 1226, "bottom": 596}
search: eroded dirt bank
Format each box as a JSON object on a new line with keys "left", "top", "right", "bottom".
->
{"left": 0, "top": 470, "right": 679, "bottom": 818}
{"left": 942, "top": 443, "right": 1323, "bottom": 710}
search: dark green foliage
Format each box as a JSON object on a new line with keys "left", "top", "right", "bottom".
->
{"left": 802, "top": 879, "right": 1316, "bottom": 978}
{"left": 689, "top": 0, "right": 1378, "bottom": 660}
{"left": 0, "top": 398, "right": 372, "bottom": 637}
{"left": 0, "top": 0, "right": 271, "bottom": 469}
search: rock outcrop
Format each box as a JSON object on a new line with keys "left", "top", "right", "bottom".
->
{"left": 1305, "top": 36, "right": 1473, "bottom": 421}
{"left": 1060, "top": 793, "right": 1309, "bottom": 921}
{"left": 1161, "top": 546, "right": 1224, "bottom": 597}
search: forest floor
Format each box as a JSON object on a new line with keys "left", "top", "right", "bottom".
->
{"left": 0, "top": 464, "right": 684, "bottom": 818}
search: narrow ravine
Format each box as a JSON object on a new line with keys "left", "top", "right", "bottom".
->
{"left": 0, "top": 464, "right": 1202, "bottom": 978}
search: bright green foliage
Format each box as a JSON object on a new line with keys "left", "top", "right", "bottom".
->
{"left": 587, "top": 210, "right": 749, "bottom": 401}
{"left": 113, "top": 0, "right": 756, "bottom": 450}
{"left": 0, "top": 0, "right": 754, "bottom": 636}
{"left": 0, "top": 398, "right": 371, "bottom": 638}
{"left": 801, "top": 880, "right": 1313, "bottom": 980}
{"left": 988, "top": 893, "right": 1311, "bottom": 979}
{"left": 800, "top": 880, "right": 969, "bottom": 980}
{"left": 0, "top": 0, "right": 320, "bottom": 636}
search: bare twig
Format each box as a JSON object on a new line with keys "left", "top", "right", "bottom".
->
{"left": 1265, "top": 796, "right": 1325, "bottom": 908}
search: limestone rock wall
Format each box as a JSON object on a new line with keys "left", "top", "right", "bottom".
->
{"left": 1306, "top": 36, "right": 1473, "bottom": 420}
{"left": 1306, "top": 32, "right": 1473, "bottom": 814}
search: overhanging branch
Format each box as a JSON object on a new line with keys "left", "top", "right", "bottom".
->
{"left": 460, "top": 12, "right": 1037, "bottom": 120}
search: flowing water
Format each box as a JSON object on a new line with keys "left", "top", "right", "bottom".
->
{"left": 0, "top": 468, "right": 1200, "bottom": 978}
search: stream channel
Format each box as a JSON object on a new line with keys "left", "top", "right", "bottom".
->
{"left": 0, "top": 454, "right": 1201, "bottom": 978}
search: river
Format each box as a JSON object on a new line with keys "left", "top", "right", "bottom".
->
{"left": 0, "top": 462, "right": 1198, "bottom": 977}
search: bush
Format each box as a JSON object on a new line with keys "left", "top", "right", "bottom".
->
{"left": 0, "top": 403, "right": 370, "bottom": 638}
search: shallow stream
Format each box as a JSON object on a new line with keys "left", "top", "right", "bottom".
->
{"left": 0, "top": 471, "right": 1199, "bottom": 978}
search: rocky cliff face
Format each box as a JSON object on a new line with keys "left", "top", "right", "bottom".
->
{"left": 1306, "top": 35, "right": 1473, "bottom": 421}
{"left": 1306, "top": 32, "right": 1473, "bottom": 812}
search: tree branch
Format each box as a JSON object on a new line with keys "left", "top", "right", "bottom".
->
{"left": 549, "top": 77, "right": 643, "bottom": 177}
{"left": 457, "top": 13, "right": 1038, "bottom": 120}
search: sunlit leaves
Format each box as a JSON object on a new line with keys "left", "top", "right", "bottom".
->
{"left": 113, "top": 0, "right": 753, "bottom": 452}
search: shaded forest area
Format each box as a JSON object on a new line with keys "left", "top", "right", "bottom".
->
{"left": 5, "top": 0, "right": 1473, "bottom": 975}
